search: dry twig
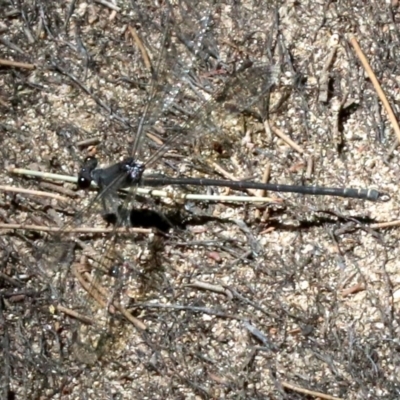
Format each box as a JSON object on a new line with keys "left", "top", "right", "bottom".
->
{"left": 349, "top": 35, "right": 400, "bottom": 143}
{"left": 0, "top": 58, "right": 35, "bottom": 69}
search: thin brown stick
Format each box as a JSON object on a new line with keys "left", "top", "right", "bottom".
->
{"left": 74, "top": 264, "right": 147, "bottom": 330}
{"left": 211, "top": 162, "right": 240, "bottom": 181}
{"left": 0, "top": 185, "right": 69, "bottom": 201}
{"left": 370, "top": 220, "right": 400, "bottom": 229}
{"left": 341, "top": 283, "right": 365, "bottom": 297}
{"left": 114, "top": 303, "right": 147, "bottom": 331}
{"left": 0, "top": 223, "right": 151, "bottom": 234}
{"left": 270, "top": 125, "right": 305, "bottom": 154}
{"left": 186, "top": 280, "right": 232, "bottom": 298}
{"left": 76, "top": 137, "right": 100, "bottom": 147}
{"left": 56, "top": 305, "right": 94, "bottom": 325}
{"left": 72, "top": 265, "right": 107, "bottom": 308}
{"left": 85, "top": 265, "right": 147, "bottom": 330}
{"left": 146, "top": 131, "right": 164, "bottom": 146}
{"left": 349, "top": 35, "right": 400, "bottom": 143}
{"left": 281, "top": 381, "right": 343, "bottom": 400}
{"left": 0, "top": 58, "right": 35, "bottom": 69}
{"left": 128, "top": 25, "right": 152, "bottom": 71}
{"left": 39, "top": 182, "right": 78, "bottom": 198}
{"left": 81, "top": 269, "right": 109, "bottom": 299}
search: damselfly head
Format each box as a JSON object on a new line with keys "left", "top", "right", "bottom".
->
{"left": 77, "top": 156, "right": 98, "bottom": 189}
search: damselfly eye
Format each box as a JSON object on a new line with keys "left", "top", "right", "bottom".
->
{"left": 77, "top": 170, "right": 92, "bottom": 189}
{"left": 77, "top": 173, "right": 92, "bottom": 189}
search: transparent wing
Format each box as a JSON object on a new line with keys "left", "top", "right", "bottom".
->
{"left": 124, "top": 1, "right": 281, "bottom": 173}
{"left": 4, "top": 0, "right": 283, "bottom": 393}
{"left": 128, "top": 0, "right": 220, "bottom": 163}
{"left": 23, "top": 0, "right": 216, "bottom": 363}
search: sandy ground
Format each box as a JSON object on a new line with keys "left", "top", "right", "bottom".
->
{"left": 1, "top": 1, "right": 400, "bottom": 399}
